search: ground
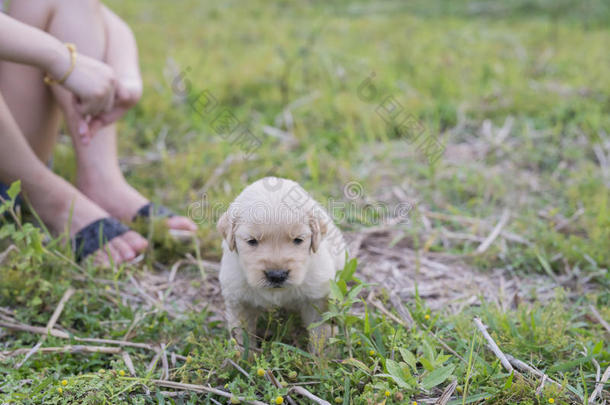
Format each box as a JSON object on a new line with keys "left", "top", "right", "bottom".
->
{"left": 1, "top": 0, "right": 609, "bottom": 404}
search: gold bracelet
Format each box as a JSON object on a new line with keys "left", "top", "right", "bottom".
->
{"left": 44, "top": 43, "right": 77, "bottom": 86}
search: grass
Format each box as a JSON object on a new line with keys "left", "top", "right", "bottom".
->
{"left": 1, "top": 0, "right": 609, "bottom": 403}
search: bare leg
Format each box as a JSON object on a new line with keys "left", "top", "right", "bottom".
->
{"left": 50, "top": 0, "right": 196, "bottom": 230}
{"left": 2, "top": 0, "right": 196, "bottom": 232}
{"left": 0, "top": 92, "right": 147, "bottom": 264}
{"left": 0, "top": 0, "right": 148, "bottom": 264}
{"left": 74, "top": 125, "right": 197, "bottom": 230}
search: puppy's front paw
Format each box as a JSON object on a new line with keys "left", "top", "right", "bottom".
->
{"left": 226, "top": 303, "right": 258, "bottom": 357}
{"left": 230, "top": 326, "right": 257, "bottom": 357}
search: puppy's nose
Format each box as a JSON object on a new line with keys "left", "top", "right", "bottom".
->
{"left": 265, "top": 269, "right": 289, "bottom": 285}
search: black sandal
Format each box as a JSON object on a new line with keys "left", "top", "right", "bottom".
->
{"left": 133, "top": 202, "right": 175, "bottom": 221}
{"left": 72, "top": 217, "right": 130, "bottom": 262}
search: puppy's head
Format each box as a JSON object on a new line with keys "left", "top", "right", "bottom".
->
{"left": 217, "top": 178, "right": 328, "bottom": 289}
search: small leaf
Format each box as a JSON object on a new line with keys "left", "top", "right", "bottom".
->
{"left": 343, "top": 358, "right": 371, "bottom": 374}
{"left": 337, "top": 279, "right": 348, "bottom": 295}
{"left": 422, "top": 339, "right": 436, "bottom": 364}
{"left": 385, "top": 359, "right": 411, "bottom": 389}
{"left": 343, "top": 376, "right": 351, "bottom": 405}
{"left": 340, "top": 258, "right": 357, "bottom": 282}
{"left": 347, "top": 284, "right": 364, "bottom": 300}
{"left": 399, "top": 348, "right": 418, "bottom": 372}
{"left": 329, "top": 282, "right": 344, "bottom": 301}
{"left": 592, "top": 340, "right": 603, "bottom": 355}
{"left": 420, "top": 357, "right": 434, "bottom": 372}
{"left": 421, "top": 365, "right": 455, "bottom": 390}
{"left": 7, "top": 180, "right": 21, "bottom": 200}
{"left": 535, "top": 250, "right": 555, "bottom": 277}
{"left": 504, "top": 371, "right": 514, "bottom": 390}
{"left": 364, "top": 305, "right": 371, "bottom": 335}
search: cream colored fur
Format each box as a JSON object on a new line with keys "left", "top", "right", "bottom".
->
{"left": 217, "top": 177, "right": 346, "bottom": 351}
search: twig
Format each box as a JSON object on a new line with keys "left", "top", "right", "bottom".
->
{"left": 158, "top": 391, "right": 190, "bottom": 398}
{"left": 15, "top": 287, "right": 74, "bottom": 369}
{"left": 0, "top": 307, "right": 15, "bottom": 317}
{"left": 589, "top": 365, "right": 610, "bottom": 404}
{"left": 370, "top": 299, "right": 409, "bottom": 329}
{"left": 77, "top": 337, "right": 153, "bottom": 349}
{"left": 168, "top": 260, "right": 185, "bottom": 283}
{"left": 160, "top": 343, "right": 169, "bottom": 380}
{"left": 122, "top": 351, "right": 137, "bottom": 376}
{"left": 589, "top": 304, "right": 610, "bottom": 334}
{"left": 289, "top": 386, "right": 331, "bottom": 405}
{"left": 227, "top": 359, "right": 250, "bottom": 380}
{"left": 0, "top": 320, "right": 148, "bottom": 349}
{"left": 0, "top": 320, "right": 187, "bottom": 363}
{"left": 435, "top": 379, "right": 457, "bottom": 405}
{"left": 535, "top": 374, "right": 547, "bottom": 396}
{"left": 4, "top": 345, "right": 120, "bottom": 357}
{"left": 504, "top": 354, "right": 561, "bottom": 388}
{"left": 388, "top": 294, "right": 414, "bottom": 327}
{"left": 128, "top": 275, "right": 179, "bottom": 318}
{"left": 147, "top": 349, "right": 161, "bottom": 375}
{"left": 554, "top": 207, "right": 584, "bottom": 231}
{"left": 473, "top": 317, "right": 514, "bottom": 373}
{"left": 46, "top": 288, "right": 75, "bottom": 332}
{"left": 0, "top": 244, "right": 18, "bottom": 265}
{"left": 0, "top": 320, "right": 69, "bottom": 338}
{"left": 475, "top": 209, "right": 510, "bottom": 254}
{"left": 149, "top": 379, "right": 267, "bottom": 405}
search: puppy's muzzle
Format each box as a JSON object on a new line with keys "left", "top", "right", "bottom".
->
{"left": 264, "top": 269, "right": 289, "bottom": 287}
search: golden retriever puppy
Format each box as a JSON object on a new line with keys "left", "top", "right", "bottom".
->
{"left": 217, "top": 177, "right": 346, "bottom": 352}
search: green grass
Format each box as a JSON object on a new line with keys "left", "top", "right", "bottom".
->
{"left": 1, "top": 0, "right": 609, "bottom": 403}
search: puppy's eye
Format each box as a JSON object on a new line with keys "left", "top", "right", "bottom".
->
{"left": 293, "top": 238, "right": 304, "bottom": 245}
{"left": 246, "top": 239, "right": 259, "bottom": 247}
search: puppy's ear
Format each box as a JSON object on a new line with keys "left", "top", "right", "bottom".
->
{"left": 309, "top": 209, "right": 328, "bottom": 253}
{"left": 217, "top": 210, "right": 237, "bottom": 251}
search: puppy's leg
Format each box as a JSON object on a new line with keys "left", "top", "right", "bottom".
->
{"left": 300, "top": 299, "right": 331, "bottom": 355}
{"left": 226, "top": 301, "right": 258, "bottom": 352}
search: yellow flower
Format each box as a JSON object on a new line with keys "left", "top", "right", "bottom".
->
{"left": 61, "top": 380, "right": 67, "bottom": 386}
{"left": 384, "top": 390, "right": 391, "bottom": 397}
{"left": 334, "top": 398, "right": 343, "bottom": 403}
{"left": 99, "top": 369, "right": 105, "bottom": 374}
{"left": 369, "top": 350, "right": 376, "bottom": 356}
{"left": 548, "top": 399, "right": 555, "bottom": 404}
{"left": 275, "top": 396, "right": 284, "bottom": 404}
{"left": 424, "top": 314, "right": 430, "bottom": 320}
{"left": 257, "top": 368, "right": 266, "bottom": 377}
{"left": 57, "top": 387, "right": 63, "bottom": 394}
{"left": 412, "top": 402, "right": 418, "bottom": 405}
{"left": 119, "top": 370, "right": 126, "bottom": 377}
{"left": 186, "top": 355, "right": 193, "bottom": 363}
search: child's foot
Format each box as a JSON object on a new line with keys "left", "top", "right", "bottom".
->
{"left": 25, "top": 172, "right": 148, "bottom": 265}
{"left": 77, "top": 171, "right": 197, "bottom": 233}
